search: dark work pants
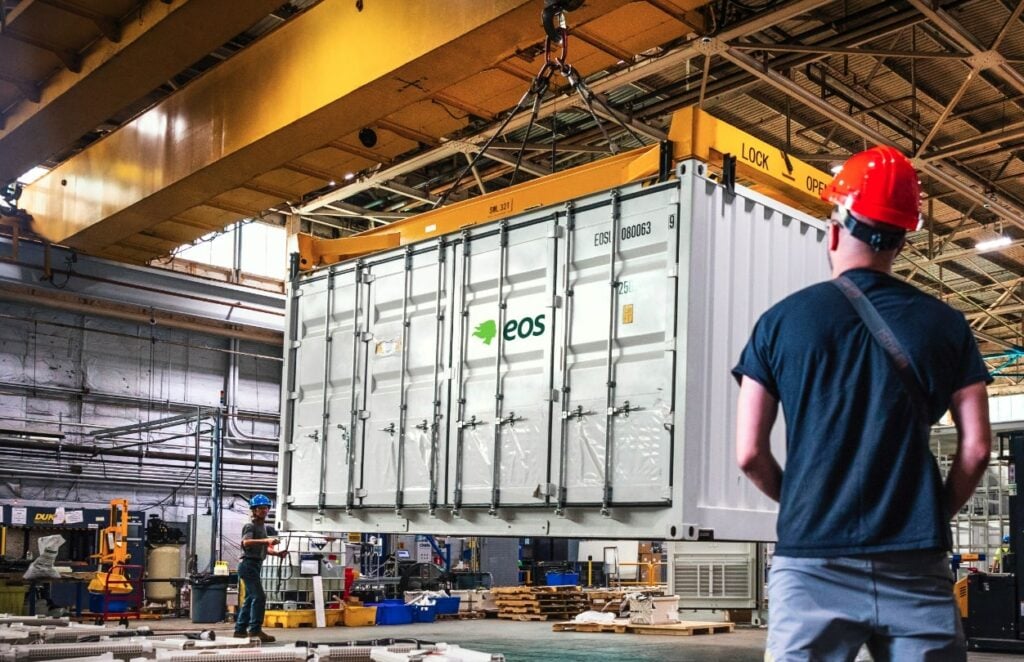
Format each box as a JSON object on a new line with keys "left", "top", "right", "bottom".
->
{"left": 235, "top": 558, "right": 266, "bottom": 633}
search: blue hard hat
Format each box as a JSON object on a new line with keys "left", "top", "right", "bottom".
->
{"left": 250, "top": 494, "right": 272, "bottom": 508}
{"left": 1004, "top": 534, "right": 1011, "bottom": 544}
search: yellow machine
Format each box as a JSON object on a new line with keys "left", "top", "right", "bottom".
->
{"left": 87, "top": 499, "right": 134, "bottom": 595}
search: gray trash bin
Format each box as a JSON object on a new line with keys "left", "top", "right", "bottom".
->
{"left": 190, "top": 576, "right": 228, "bottom": 623}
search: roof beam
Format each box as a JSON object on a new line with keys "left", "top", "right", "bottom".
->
{"left": 39, "top": 0, "right": 121, "bottom": 43}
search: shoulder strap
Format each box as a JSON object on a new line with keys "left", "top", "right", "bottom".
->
{"left": 832, "top": 275, "right": 931, "bottom": 422}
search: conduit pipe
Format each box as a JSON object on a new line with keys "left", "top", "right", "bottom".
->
{"left": 0, "top": 285, "right": 282, "bottom": 345}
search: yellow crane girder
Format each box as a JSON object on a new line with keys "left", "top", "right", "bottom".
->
{"left": 21, "top": 0, "right": 630, "bottom": 256}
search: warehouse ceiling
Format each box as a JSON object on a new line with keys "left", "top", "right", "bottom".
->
{"left": 5, "top": 0, "right": 1024, "bottom": 390}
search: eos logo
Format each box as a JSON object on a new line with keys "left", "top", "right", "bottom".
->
{"left": 502, "top": 314, "right": 546, "bottom": 341}
{"left": 473, "top": 314, "right": 547, "bottom": 345}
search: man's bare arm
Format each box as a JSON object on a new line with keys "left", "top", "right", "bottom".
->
{"left": 944, "top": 381, "right": 991, "bottom": 517}
{"left": 735, "top": 376, "right": 783, "bottom": 502}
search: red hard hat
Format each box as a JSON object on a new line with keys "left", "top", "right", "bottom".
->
{"left": 820, "top": 145, "right": 921, "bottom": 231}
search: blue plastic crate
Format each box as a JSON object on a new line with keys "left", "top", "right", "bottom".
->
{"left": 368, "top": 600, "right": 413, "bottom": 625}
{"left": 88, "top": 593, "right": 130, "bottom": 613}
{"left": 435, "top": 596, "right": 460, "bottom": 615}
{"left": 412, "top": 602, "right": 437, "bottom": 623}
{"left": 545, "top": 571, "right": 580, "bottom": 586}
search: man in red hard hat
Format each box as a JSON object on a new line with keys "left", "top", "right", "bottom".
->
{"left": 733, "top": 145, "right": 992, "bottom": 660}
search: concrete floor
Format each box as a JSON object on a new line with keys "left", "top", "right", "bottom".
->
{"left": 141, "top": 618, "right": 1024, "bottom": 661}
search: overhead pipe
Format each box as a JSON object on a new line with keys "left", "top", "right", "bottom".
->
{"left": 0, "top": 310, "right": 282, "bottom": 362}
{"left": 225, "top": 337, "right": 280, "bottom": 448}
{"left": 0, "top": 285, "right": 282, "bottom": 345}
{"left": 0, "top": 435, "right": 276, "bottom": 467}
{"left": 223, "top": 223, "right": 283, "bottom": 447}
{"left": 0, "top": 448, "right": 277, "bottom": 483}
{"left": 0, "top": 380, "right": 278, "bottom": 424}
{"left": 0, "top": 468, "right": 275, "bottom": 493}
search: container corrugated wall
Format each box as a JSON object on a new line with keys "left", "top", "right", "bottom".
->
{"left": 679, "top": 162, "right": 828, "bottom": 541}
{"left": 277, "top": 159, "right": 829, "bottom": 541}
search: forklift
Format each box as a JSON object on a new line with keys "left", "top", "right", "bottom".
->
{"left": 961, "top": 431, "right": 1024, "bottom": 652}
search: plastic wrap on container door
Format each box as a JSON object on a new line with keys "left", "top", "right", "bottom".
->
{"left": 568, "top": 403, "right": 605, "bottom": 487}
{"left": 613, "top": 398, "right": 670, "bottom": 487}
{"left": 466, "top": 426, "right": 492, "bottom": 488}
{"left": 382, "top": 424, "right": 399, "bottom": 491}
{"left": 408, "top": 426, "right": 432, "bottom": 490}
{"left": 501, "top": 407, "right": 545, "bottom": 490}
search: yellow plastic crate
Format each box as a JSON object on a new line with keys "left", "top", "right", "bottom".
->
{"left": 325, "top": 609, "right": 344, "bottom": 626}
{"left": 343, "top": 605, "right": 377, "bottom": 627}
{"left": 263, "top": 609, "right": 316, "bottom": 628}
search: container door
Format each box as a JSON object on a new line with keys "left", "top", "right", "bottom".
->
{"left": 286, "top": 267, "right": 362, "bottom": 509}
{"left": 358, "top": 246, "right": 448, "bottom": 509}
{"left": 450, "top": 218, "right": 559, "bottom": 510}
{"left": 554, "top": 187, "right": 679, "bottom": 509}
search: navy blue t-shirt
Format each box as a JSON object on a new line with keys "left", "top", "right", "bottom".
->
{"left": 733, "top": 268, "right": 990, "bottom": 557}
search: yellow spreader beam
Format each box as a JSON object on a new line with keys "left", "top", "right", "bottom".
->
{"left": 299, "top": 106, "right": 834, "bottom": 269}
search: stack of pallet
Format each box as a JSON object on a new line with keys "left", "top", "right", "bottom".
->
{"left": 494, "top": 586, "right": 589, "bottom": 621}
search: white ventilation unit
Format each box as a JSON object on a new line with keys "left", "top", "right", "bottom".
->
{"left": 668, "top": 541, "right": 760, "bottom": 610}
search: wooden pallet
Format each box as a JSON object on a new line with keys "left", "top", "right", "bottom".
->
{"left": 495, "top": 585, "right": 589, "bottom": 621}
{"left": 552, "top": 620, "right": 629, "bottom": 633}
{"left": 491, "top": 590, "right": 581, "bottom": 598}
{"left": 436, "top": 611, "right": 486, "bottom": 620}
{"left": 552, "top": 619, "right": 735, "bottom": 636}
{"left": 498, "top": 613, "right": 566, "bottom": 621}
{"left": 628, "top": 621, "right": 735, "bottom": 636}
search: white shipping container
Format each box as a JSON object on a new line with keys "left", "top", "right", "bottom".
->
{"left": 277, "top": 159, "right": 830, "bottom": 541}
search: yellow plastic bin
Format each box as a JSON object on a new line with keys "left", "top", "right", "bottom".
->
{"left": 0, "top": 584, "right": 27, "bottom": 615}
{"left": 343, "top": 605, "right": 377, "bottom": 627}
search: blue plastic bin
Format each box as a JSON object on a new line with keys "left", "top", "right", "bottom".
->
{"left": 88, "top": 593, "right": 130, "bottom": 613}
{"left": 435, "top": 596, "right": 460, "bottom": 615}
{"left": 412, "top": 602, "right": 437, "bottom": 623}
{"left": 369, "top": 600, "right": 413, "bottom": 625}
{"left": 545, "top": 571, "right": 580, "bottom": 586}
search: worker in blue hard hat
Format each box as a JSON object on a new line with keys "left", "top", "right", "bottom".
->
{"left": 234, "top": 494, "right": 287, "bottom": 642}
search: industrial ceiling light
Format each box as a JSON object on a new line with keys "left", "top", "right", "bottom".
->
{"left": 977, "top": 221, "right": 1012, "bottom": 252}
{"left": 976, "top": 236, "right": 1012, "bottom": 252}
{"left": 830, "top": 164, "right": 843, "bottom": 175}
{"left": 358, "top": 128, "right": 378, "bottom": 148}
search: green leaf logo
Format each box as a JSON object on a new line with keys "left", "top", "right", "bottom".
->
{"left": 473, "top": 319, "right": 497, "bottom": 345}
